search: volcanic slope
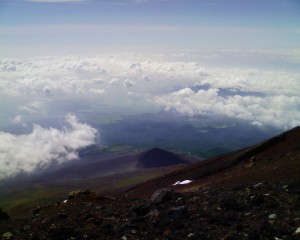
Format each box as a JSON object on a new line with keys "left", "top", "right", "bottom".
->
{"left": 2, "top": 147, "right": 195, "bottom": 189}
{"left": 124, "top": 126, "right": 300, "bottom": 198}
{"left": 1, "top": 127, "right": 300, "bottom": 240}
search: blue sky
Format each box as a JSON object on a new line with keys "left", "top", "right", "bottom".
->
{"left": 0, "top": 0, "right": 299, "bottom": 56}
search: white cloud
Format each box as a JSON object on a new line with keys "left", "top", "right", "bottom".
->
{"left": 89, "top": 88, "right": 106, "bottom": 95}
{"left": 155, "top": 88, "right": 300, "bottom": 129}
{"left": 0, "top": 114, "right": 97, "bottom": 180}
{"left": 0, "top": 53, "right": 299, "bottom": 130}
{"left": 11, "top": 115, "right": 27, "bottom": 127}
{"left": 124, "top": 79, "right": 136, "bottom": 87}
{"left": 109, "top": 78, "right": 122, "bottom": 86}
{"left": 142, "top": 74, "right": 151, "bottom": 81}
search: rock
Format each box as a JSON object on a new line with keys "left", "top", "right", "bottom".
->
{"left": 150, "top": 188, "right": 172, "bottom": 203}
{"left": 68, "top": 190, "right": 92, "bottom": 199}
{"left": 42, "top": 217, "right": 52, "bottom": 224}
{"left": 146, "top": 209, "right": 160, "bottom": 218}
{"left": 250, "top": 194, "right": 265, "bottom": 206}
{"left": 131, "top": 203, "right": 151, "bottom": 216}
{"left": 57, "top": 212, "right": 68, "bottom": 219}
{"left": 163, "top": 229, "right": 172, "bottom": 238}
{"left": 3, "top": 178, "right": 300, "bottom": 239}
{"left": 31, "top": 204, "right": 52, "bottom": 216}
{"left": 169, "top": 206, "right": 187, "bottom": 222}
{"left": 49, "top": 226, "right": 74, "bottom": 240}
{"left": 247, "top": 230, "right": 260, "bottom": 240}
{"left": 0, "top": 208, "right": 9, "bottom": 220}
{"left": 220, "top": 195, "right": 241, "bottom": 210}
{"left": 187, "top": 233, "right": 195, "bottom": 238}
{"left": 68, "top": 190, "right": 82, "bottom": 199}
{"left": 253, "top": 182, "right": 263, "bottom": 189}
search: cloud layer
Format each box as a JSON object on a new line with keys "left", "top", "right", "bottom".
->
{"left": 0, "top": 115, "right": 97, "bottom": 180}
{"left": 155, "top": 88, "right": 300, "bottom": 129}
{"left": 1, "top": 52, "right": 299, "bottom": 129}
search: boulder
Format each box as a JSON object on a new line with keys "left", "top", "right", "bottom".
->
{"left": 0, "top": 208, "right": 9, "bottom": 220}
{"left": 150, "top": 188, "right": 172, "bottom": 203}
{"left": 68, "top": 190, "right": 92, "bottom": 199}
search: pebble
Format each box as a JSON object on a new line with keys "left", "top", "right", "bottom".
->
{"left": 121, "top": 236, "right": 127, "bottom": 240}
{"left": 269, "top": 213, "right": 277, "bottom": 219}
{"left": 187, "top": 233, "right": 195, "bottom": 238}
{"left": 253, "top": 183, "right": 263, "bottom": 188}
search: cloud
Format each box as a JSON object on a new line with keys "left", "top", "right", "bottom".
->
{"left": 124, "top": 79, "right": 136, "bottom": 87}
{"left": 11, "top": 115, "right": 27, "bottom": 127}
{"left": 0, "top": 114, "right": 98, "bottom": 180}
{"left": 89, "top": 88, "right": 106, "bottom": 94}
{"left": 0, "top": 52, "right": 299, "bottom": 130}
{"left": 142, "top": 74, "right": 151, "bottom": 81}
{"left": 154, "top": 88, "right": 300, "bottom": 129}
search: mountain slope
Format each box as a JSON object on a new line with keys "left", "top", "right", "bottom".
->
{"left": 137, "top": 148, "right": 189, "bottom": 168}
{"left": 1, "top": 127, "right": 300, "bottom": 239}
{"left": 124, "top": 126, "right": 300, "bottom": 198}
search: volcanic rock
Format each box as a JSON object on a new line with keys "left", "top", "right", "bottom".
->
{"left": 0, "top": 209, "right": 9, "bottom": 221}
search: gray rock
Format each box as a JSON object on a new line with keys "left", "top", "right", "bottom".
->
{"left": 150, "top": 188, "right": 172, "bottom": 203}
{"left": 146, "top": 209, "right": 160, "bottom": 218}
{"left": 68, "top": 190, "right": 92, "bottom": 199}
{"left": 131, "top": 203, "right": 151, "bottom": 216}
{"left": 169, "top": 205, "right": 187, "bottom": 222}
{"left": 187, "top": 233, "right": 195, "bottom": 238}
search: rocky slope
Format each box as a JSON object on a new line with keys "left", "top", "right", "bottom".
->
{"left": 0, "top": 127, "right": 300, "bottom": 239}
{"left": 1, "top": 181, "right": 300, "bottom": 240}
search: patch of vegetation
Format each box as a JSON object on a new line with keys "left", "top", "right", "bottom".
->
{"left": 0, "top": 169, "right": 168, "bottom": 219}
{"left": 0, "top": 187, "right": 71, "bottom": 218}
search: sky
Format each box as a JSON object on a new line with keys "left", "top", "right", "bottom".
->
{"left": 0, "top": 0, "right": 300, "bottom": 55}
{"left": 0, "top": 0, "right": 300, "bottom": 179}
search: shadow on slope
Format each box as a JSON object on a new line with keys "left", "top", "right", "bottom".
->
{"left": 137, "top": 148, "right": 190, "bottom": 168}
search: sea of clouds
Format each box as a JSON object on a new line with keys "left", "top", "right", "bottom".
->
{"left": 0, "top": 114, "right": 97, "bottom": 180}
{"left": 0, "top": 51, "right": 299, "bottom": 179}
